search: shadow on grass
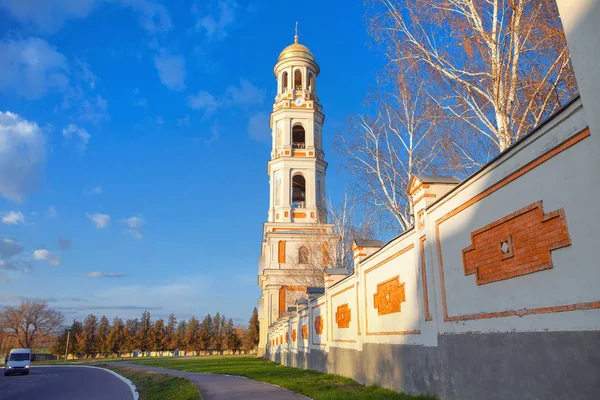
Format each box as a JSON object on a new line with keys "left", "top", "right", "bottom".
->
{"left": 130, "top": 356, "right": 438, "bottom": 400}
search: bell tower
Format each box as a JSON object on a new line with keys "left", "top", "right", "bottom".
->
{"left": 257, "top": 29, "right": 336, "bottom": 355}
{"left": 268, "top": 29, "right": 327, "bottom": 224}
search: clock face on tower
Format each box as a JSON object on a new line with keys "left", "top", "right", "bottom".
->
{"left": 294, "top": 97, "right": 305, "bottom": 107}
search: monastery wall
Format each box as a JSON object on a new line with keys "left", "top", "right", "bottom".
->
{"left": 266, "top": 97, "right": 600, "bottom": 399}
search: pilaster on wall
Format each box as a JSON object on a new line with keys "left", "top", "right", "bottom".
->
{"left": 324, "top": 268, "right": 347, "bottom": 289}
{"left": 408, "top": 175, "right": 460, "bottom": 217}
{"left": 556, "top": 0, "right": 600, "bottom": 163}
{"left": 352, "top": 239, "right": 384, "bottom": 270}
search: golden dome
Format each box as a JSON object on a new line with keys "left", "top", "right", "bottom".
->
{"left": 278, "top": 36, "right": 315, "bottom": 62}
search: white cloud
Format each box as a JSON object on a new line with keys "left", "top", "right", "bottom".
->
{"left": 2, "top": 211, "right": 25, "bottom": 225}
{"left": 0, "top": 258, "right": 31, "bottom": 284}
{"left": 0, "top": 237, "right": 23, "bottom": 259}
{"left": 84, "top": 186, "right": 103, "bottom": 196}
{"left": 121, "top": 215, "right": 144, "bottom": 239}
{"left": 63, "top": 124, "right": 91, "bottom": 154}
{"left": 33, "top": 249, "right": 61, "bottom": 266}
{"left": 154, "top": 53, "right": 186, "bottom": 91}
{"left": 226, "top": 79, "right": 265, "bottom": 107}
{"left": 187, "top": 80, "right": 264, "bottom": 120}
{"left": 74, "top": 58, "right": 98, "bottom": 89}
{"left": 126, "top": 0, "right": 172, "bottom": 34}
{"left": 0, "top": 37, "right": 69, "bottom": 100}
{"left": 0, "top": 38, "right": 107, "bottom": 122}
{"left": 193, "top": 0, "right": 237, "bottom": 40}
{"left": 47, "top": 206, "right": 57, "bottom": 218}
{"left": 247, "top": 112, "right": 270, "bottom": 143}
{"left": 193, "top": 124, "right": 220, "bottom": 145}
{"left": 0, "top": 111, "right": 46, "bottom": 203}
{"left": 0, "top": 0, "right": 171, "bottom": 34}
{"left": 187, "top": 91, "right": 218, "bottom": 118}
{"left": 0, "top": 0, "right": 100, "bottom": 33}
{"left": 86, "top": 213, "right": 111, "bottom": 228}
{"left": 86, "top": 271, "right": 125, "bottom": 278}
{"left": 58, "top": 91, "right": 109, "bottom": 125}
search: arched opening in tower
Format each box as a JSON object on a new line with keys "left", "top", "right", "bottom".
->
{"left": 292, "top": 125, "right": 305, "bottom": 149}
{"left": 298, "top": 246, "right": 309, "bottom": 264}
{"left": 294, "top": 69, "right": 302, "bottom": 90}
{"left": 308, "top": 72, "right": 314, "bottom": 92}
{"left": 282, "top": 72, "right": 288, "bottom": 93}
{"left": 292, "top": 174, "right": 306, "bottom": 205}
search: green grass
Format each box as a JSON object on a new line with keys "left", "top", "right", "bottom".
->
{"left": 130, "top": 356, "right": 437, "bottom": 400}
{"left": 99, "top": 364, "right": 201, "bottom": 400}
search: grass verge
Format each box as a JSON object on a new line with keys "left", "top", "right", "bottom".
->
{"left": 99, "top": 364, "right": 201, "bottom": 400}
{"left": 131, "top": 356, "right": 437, "bottom": 400}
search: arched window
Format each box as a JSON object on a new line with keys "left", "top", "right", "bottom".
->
{"left": 294, "top": 69, "right": 302, "bottom": 90}
{"left": 282, "top": 72, "right": 288, "bottom": 93}
{"left": 308, "top": 72, "right": 314, "bottom": 92}
{"left": 298, "top": 246, "right": 309, "bottom": 264}
{"left": 292, "top": 125, "right": 305, "bottom": 149}
{"left": 292, "top": 174, "right": 306, "bottom": 204}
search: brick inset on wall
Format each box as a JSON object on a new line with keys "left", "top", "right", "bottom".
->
{"left": 462, "top": 201, "right": 571, "bottom": 285}
{"left": 301, "top": 324, "right": 308, "bottom": 339}
{"left": 373, "top": 276, "right": 406, "bottom": 316}
{"left": 292, "top": 329, "right": 297, "bottom": 342}
{"left": 314, "top": 315, "right": 323, "bottom": 335}
{"left": 335, "top": 304, "right": 351, "bottom": 328}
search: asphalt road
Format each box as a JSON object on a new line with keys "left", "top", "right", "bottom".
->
{"left": 0, "top": 366, "right": 133, "bottom": 400}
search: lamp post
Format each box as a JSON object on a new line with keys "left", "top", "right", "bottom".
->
{"left": 64, "top": 327, "right": 71, "bottom": 362}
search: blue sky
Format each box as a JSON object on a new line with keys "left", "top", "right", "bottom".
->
{"left": 0, "top": 0, "right": 384, "bottom": 324}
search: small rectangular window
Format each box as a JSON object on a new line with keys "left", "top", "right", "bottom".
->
{"left": 278, "top": 241, "right": 286, "bottom": 263}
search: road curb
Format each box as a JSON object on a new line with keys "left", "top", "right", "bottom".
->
{"left": 34, "top": 365, "right": 139, "bottom": 400}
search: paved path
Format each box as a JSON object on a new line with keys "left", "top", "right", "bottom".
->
{"left": 0, "top": 366, "right": 133, "bottom": 400}
{"left": 117, "top": 362, "right": 308, "bottom": 400}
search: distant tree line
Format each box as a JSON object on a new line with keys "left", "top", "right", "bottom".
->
{"left": 0, "top": 300, "right": 260, "bottom": 358}
{"left": 52, "top": 308, "right": 260, "bottom": 358}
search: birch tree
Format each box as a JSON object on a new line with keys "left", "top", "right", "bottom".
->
{"left": 368, "top": 0, "right": 577, "bottom": 157}
{"left": 338, "top": 68, "right": 444, "bottom": 233}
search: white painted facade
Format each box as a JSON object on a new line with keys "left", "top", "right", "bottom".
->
{"left": 257, "top": 35, "right": 336, "bottom": 355}
{"left": 269, "top": 95, "right": 600, "bottom": 356}
{"left": 264, "top": 3, "right": 600, "bottom": 398}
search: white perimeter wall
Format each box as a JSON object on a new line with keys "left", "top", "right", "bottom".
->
{"left": 267, "top": 97, "right": 600, "bottom": 353}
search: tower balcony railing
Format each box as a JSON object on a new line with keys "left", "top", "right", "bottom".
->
{"left": 292, "top": 142, "right": 306, "bottom": 149}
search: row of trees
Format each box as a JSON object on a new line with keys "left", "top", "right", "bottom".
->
{"left": 0, "top": 301, "right": 260, "bottom": 358}
{"left": 52, "top": 308, "right": 260, "bottom": 358}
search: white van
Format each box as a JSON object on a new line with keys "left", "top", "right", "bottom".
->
{"left": 4, "top": 348, "right": 31, "bottom": 376}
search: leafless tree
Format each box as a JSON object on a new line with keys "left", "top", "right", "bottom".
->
{"left": 338, "top": 67, "right": 445, "bottom": 233}
{"left": 0, "top": 301, "right": 64, "bottom": 349}
{"left": 368, "top": 0, "right": 577, "bottom": 161}
{"left": 284, "top": 194, "right": 376, "bottom": 292}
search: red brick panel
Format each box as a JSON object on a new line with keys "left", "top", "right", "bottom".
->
{"left": 462, "top": 201, "right": 570, "bottom": 285}
{"left": 301, "top": 324, "right": 308, "bottom": 339}
{"left": 335, "top": 304, "right": 351, "bottom": 328}
{"left": 314, "top": 315, "right": 323, "bottom": 334}
{"left": 292, "top": 329, "right": 297, "bottom": 341}
{"left": 373, "top": 276, "right": 406, "bottom": 316}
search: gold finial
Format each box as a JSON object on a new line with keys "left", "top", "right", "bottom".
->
{"left": 294, "top": 22, "right": 298, "bottom": 44}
